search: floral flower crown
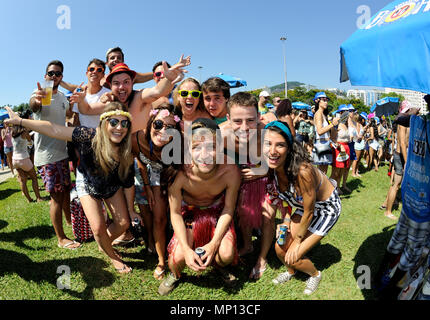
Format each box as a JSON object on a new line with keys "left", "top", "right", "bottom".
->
{"left": 100, "top": 110, "right": 132, "bottom": 122}
{"left": 150, "top": 109, "right": 181, "bottom": 123}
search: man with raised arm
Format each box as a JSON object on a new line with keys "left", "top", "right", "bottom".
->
{"left": 29, "top": 60, "right": 80, "bottom": 250}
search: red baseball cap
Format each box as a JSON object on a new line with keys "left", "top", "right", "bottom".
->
{"left": 105, "top": 63, "right": 136, "bottom": 85}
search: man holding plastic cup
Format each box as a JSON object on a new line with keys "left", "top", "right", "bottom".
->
{"left": 29, "top": 60, "right": 80, "bottom": 250}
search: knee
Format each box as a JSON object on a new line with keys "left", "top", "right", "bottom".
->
{"left": 153, "top": 213, "right": 167, "bottom": 228}
{"left": 217, "top": 244, "right": 234, "bottom": 265}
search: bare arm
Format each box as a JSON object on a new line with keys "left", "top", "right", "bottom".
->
{"left": 134, "top": 72, "right": 153, "bottom": 84}
{"left": 397, "top": 125, "right": 408, "bottom": 162}
{"left": 315, "top": 112, "right": 338, "bottom": 136}
{"left": 60, "top": 80, "right": 79, "bottom": 92}
{"left": 202, "top": 165, "right": 241, "bottom": 266}
{"left": 168, "top": 172, "right": 205, "bottom": 272}
{"left": 4, "top": 106, "right": 74, "bottom": 142}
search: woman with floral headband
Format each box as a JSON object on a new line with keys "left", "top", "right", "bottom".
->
{"left": 4, "top": 102, "right": 137, "bottom": 274}
{"left": 173, "top": 78, "right": 211, "bottom": 131}
{"left": 131, "top": 103, "right": 182, "bottom": 280}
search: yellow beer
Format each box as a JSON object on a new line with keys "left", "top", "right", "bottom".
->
{"left": 41, "top": 87, "right": 53, "bottom": 106}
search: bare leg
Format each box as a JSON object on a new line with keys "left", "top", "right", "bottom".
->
{"left": 27, "top": 167, "right": 42, "bottom": 201}
{"left": 139, "top": 203, "right": 155, "bottom": 252}
{"left": 17, "top": 168, "right": 32, "bottom": 202}
{"left": 152, "top": 186, "right": 168, "bottom": 279}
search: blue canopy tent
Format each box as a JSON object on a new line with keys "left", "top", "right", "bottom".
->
{"left": 340, "top": 0, "right": 430, "bottom": 94}
{"left": 217, "top": 73, "right": 247, "bottom": 88}
{"left": 370, "top": 96, "right": 400, "bottom": 117}
{"left": 292, "top": 102, "right": 311, "bottom": 111}
{"left": 0, "top": 109, "right": 9, "bottom": 127}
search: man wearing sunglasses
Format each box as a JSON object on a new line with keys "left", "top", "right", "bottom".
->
{"left": 29, "top": 60, "right": 81, "bottom": 250}
{"left": 71, "top": 59, "right": 111, "bottom": 129}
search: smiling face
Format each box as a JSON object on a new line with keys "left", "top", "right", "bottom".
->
{"left": 178, "top": 81, "right": 201, "bottom": 118}
{"left": 111, "top": 73, "right": 133, "bottom": 104}
{"left": 150, "top": 111, "right": 177, "bottom": 148}
{"left": 203, "top": 90, "right": 228, "bottom": 118}
{"left": 105, "top": 115, "right": 130, "bottom": 144}
{"left": 191, "top": 129, "right": 217, "bottom": 174}
{"left": 45, "top": 64, "right": 63, "bottom": 89}
{"left": 228, "top": 104, "right": 258, "bottom": 140}
{"left": 263, "top": 130, "right": 288, "bottom": 170}
{"left": 106, "top": 51, "right": 124, "bottom": 71}
{"left": 86, "top": 62, "right": 105, "bottom": 85}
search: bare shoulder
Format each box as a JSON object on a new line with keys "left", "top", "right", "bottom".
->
{"left": 219, "top": 163, "right": 241, "bottom": 182}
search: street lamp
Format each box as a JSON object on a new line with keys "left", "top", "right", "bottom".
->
{"left": 280, "top": 36, "right": 287, "bottom": 98}
{"left": 198, "top": 66, "right": 203, "bottom": 83}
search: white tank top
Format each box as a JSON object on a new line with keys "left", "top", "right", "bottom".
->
{"left": 12, "top": 135, "right": 30, "bottom": 160}
{"left": 315, "top": 116, "right": 330, "bottom": 141}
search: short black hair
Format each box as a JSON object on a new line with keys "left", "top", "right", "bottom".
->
{"left": 152, "top": 61, "right": 171, "bottom": 73}
{"left": 46, "top": 60, "right": 64, "bottom": 73}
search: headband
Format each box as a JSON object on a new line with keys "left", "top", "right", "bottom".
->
{"left": 264, "top": 121, "right": 293, "bottom": 145}
{"left": 99, "top": 110, "right": 132, "bottom": 122}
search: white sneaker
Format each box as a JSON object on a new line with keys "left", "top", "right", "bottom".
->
{"left": 304, "top": 271, "right": 322, "bottom": 295}
{"left": 272, "top": 271, "right": 295, "bottom": 285}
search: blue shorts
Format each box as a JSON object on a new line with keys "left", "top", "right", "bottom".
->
{"left": 4, "top": 146, "right": 13, "bottom": 154}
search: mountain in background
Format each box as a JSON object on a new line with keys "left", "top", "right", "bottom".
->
{"left": 269, "top": 81, "right": 309, "bottom": 92}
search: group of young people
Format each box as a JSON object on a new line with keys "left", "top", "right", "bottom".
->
{"left": 4, "top": 48, "right": 344, "bottom": 297}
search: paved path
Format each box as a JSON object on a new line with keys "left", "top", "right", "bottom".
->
{"left": 0, "top": 167, "right": 15, "bottom": 183}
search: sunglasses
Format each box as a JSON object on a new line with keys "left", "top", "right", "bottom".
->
{"left": 152, "top": 119, "right": 176, "bottom": 131}
{"left": 320, "top": 98, "right": 329, "bottom": 102}
{"left": 87, "top": 67, "right": 104, "bottom": 73}
{"left": 107, "top": 118, "right": 130, "bottom": 128}
{"left": 47, "top": 71, "right": 63, "bottom": 77}
{"left": 178, "top": 90, "right": 201, "bottom": 98}
{"left": 153, "top": 71, "right": 164, "bottom": 78}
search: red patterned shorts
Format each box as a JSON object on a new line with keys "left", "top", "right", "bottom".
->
{"left": 37, "top": 158, "right": 71, "bottom": 193}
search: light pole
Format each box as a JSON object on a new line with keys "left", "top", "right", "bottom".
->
{"left": 198, "top": 66, "right": 203, "bottom": 83}
{"left": 280, "top": 36, "right": 287, "bottom": 98}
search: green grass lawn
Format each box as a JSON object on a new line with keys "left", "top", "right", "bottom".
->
{"left": 0, "top": 162, "right": 400, "bottom": 300}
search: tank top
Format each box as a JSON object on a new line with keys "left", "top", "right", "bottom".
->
{"left": 337, "top": 127, "right": 350, "bottom": 143}
{"left": 3, "top": 130, "right": 12, "bottom": 148}
{"left": 315, "top": 115, "right": 330, "bottom": 141}
{"left": 12, "top": 135, "right": 30, "bottom": 160}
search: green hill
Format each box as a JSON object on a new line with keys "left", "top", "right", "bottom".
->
{"left": 270, "top": 81, "right": 306, "bottom": 92}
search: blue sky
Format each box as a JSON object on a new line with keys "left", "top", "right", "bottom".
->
{"left": 0, "top": 0, "right": 391, "bottom": 106}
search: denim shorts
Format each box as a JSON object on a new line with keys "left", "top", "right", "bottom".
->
{"left": 75, "top": 169, "right": 89, "bottom": 198}
{"left": 4, "top": 146, "right": 13, "bottom": 154}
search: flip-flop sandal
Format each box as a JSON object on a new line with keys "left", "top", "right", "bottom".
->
{"left": 153, "top": 265, "right": 165, "bottom": 280}
{"left": 379, "top": 205, "right": 387, "bottom": 210}
{"left": 385, "top": 213, "right": 398, "bottom": 220}
{"left": 58, "top": 240, "right": 82, "bottom": 250}
{"left": 249, "top": 265, "right": 267, "bottom": 280}
{"left": 115, "top": 263, "right": 132, "bottom": 274}
{"left": 112, "top": 237, "right": 135, "bottom": 247}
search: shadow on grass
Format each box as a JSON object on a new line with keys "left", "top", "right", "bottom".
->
{"left": 0, "top": 219, "right": 8, "bottom": 231}
{"left": 0, "top": 225, "right": 56, "bottom": 250}
{"left": 0, "top": 187, "right": 21, "bottom": 201}
{"left": 0, "top": 248, "right": 114, "bottom": 299}
{"left": 352, "top": 224, "right": 396, "bottom": 300}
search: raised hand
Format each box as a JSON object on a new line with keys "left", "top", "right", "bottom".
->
{"left": 69, "top": 82, "right": 86, "bottom": 105}
{"left": 4, "top": 106, "right": 21, "bottom": 126}
{"left": 99, "top": 91, "right": 116, "bottom": 104}
{"left": 33, "top": 82, "right": 47, "bottom": 106}
{"left": 163, "top": 54, "right": 190, "bottom": 84}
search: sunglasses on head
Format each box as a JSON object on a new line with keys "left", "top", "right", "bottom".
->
{"left": 152, "top": 119, "right": 176, "bottom": 131}
{"left": 47, "top": 71, "right": 63, "bottom": 77}
{"left": 88, "top": 67, "right": 104, "bottom": 73}
{"left": 153, "top": 71, "right": 164, "bottom": 78}
{"left": 107, "top": 118, "right": 130, "bottom": 128}
{"left": 178, "top": 90, "right": 202, "bottom": 98}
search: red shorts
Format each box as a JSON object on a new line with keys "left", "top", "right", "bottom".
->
{"left": 332, "top": 142, "right": 351, "bottom": 168}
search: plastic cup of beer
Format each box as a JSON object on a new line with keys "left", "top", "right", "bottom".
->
{"left": 41, "top": 80, "right": 54, "bottom": 106}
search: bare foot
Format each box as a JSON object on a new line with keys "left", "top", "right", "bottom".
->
{"left": 249, "top": 258, "right": 267, "bottom": 280}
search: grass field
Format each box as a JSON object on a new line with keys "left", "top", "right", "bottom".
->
{"left": 0, "top": 162, "right": 400, "bottom": 300}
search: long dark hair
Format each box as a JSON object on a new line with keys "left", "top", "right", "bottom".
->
{"left": 275, "top": 99, "right": 292, "bottom": 118}
{"left": 265, "top": 121, "right": 311, "bottom": 187}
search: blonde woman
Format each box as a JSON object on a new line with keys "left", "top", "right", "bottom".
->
{"left": 4, "top": 102, "right": 137, "bottom": 274}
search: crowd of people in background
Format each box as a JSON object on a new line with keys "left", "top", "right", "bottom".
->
{"left": 1, "top": 47, "right": 428, "bottom": 299}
